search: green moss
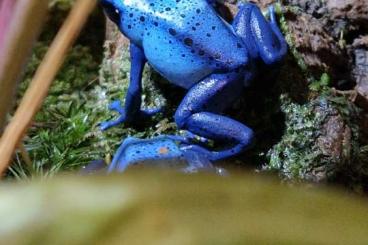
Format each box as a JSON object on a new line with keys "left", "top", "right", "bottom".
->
{"left": 9, "top": 1, "right": 103, "bottom": 177}
{"left": 276, "top": 4, "right": 307, "bottom": 73}
{"left": 309, "top": 73, "right": 331, "bottom": 93}
{"left": 265, "top": 95, "right": 329, "bottom": 181}
{"left": 11, "top": 42, "right": 101, "bottom": 178}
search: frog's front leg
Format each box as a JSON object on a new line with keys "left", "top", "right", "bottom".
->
{"left": 233, "top": 3, "right": 287, "bottom": 65}
{"left": 100, "top": 43, "right": 161, "bottom": 131}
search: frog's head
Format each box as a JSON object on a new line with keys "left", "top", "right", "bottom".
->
{"left": 100, "top": 0, "right": 124, "bottom": 25}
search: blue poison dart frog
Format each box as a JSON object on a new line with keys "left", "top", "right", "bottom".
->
{"left": 99, "top": 0, "right": 287, "bottom": 173}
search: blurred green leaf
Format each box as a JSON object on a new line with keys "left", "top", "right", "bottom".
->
{"left": 1, "top": 171, "right": 368, "bottom": 244}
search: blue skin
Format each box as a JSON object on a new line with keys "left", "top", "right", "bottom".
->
{"left": 99, "top": 0, "right": 287, "bottom": 172}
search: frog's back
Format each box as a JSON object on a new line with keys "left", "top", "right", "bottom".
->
{"left": 121, "top": 0, "right": 248, "bottom": 88}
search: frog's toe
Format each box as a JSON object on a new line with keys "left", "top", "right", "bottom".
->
{"left": 100, "top": 115, "right": 126, "bottom": 131}
{"left": 181, "top": 166, "right": 229, "bottom": 176}
{"left": 100, "top": 100, "right": 127, "bottom": 130}
{"left": 100, "top": 121, "right": 112, "bottom": 131}
{"left": 268, "top": 5, "right": 277, "bottom": 23}
{"left": 80, "top": 159, "right": 107, "bottom": 174}
{"left": 108, "top": 100, "right": 124, "bottom": 114}
{"left": 183, "top": 131, "right": 211, "bottom": 145}
{"left": 181, "top": 147, "right": 213, "bottom": 171}
{"left": 140, "top": 107, "right": 164, "bottom": 118}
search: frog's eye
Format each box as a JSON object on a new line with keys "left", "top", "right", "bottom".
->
{"left": 101, "top": 1, "right": 121, "bottom": 24}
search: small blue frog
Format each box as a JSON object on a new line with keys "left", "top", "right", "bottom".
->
{"left": 99, "top": 0, "right": 287, "bottom": 173}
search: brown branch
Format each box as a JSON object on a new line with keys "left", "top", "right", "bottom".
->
{"left": 0, "top": 0, "right": 97, "bottom": 176}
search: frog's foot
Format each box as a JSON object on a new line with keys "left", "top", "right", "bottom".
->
{"left": 180, "top": 146, "right": 228, "bottom": 176}
{"left": 80, "top": 159, "right": 107, "bottom": 175}
{"left": 100, "top": 100, "right": 126, "bottom": 131}
{"left": 100, "top": 100, "right": 163, "bottom": 131}
{"left": 140, "top": 107, "right": 163, "bottom": 118}
{"left": 183, "top": 131, "right": 211, "bottom": 145}
{"left": 107, "top": 135, "right": 223, "bottom": 174}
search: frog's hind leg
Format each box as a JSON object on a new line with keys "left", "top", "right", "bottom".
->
{"left": 108, "top": 72, "right": 253, "bottom": 172}
{"left": 174, "top": 72, "right": 254, "bottom": 161}
{"left": 232, "top": 3, "right": 287, "bottom": 65}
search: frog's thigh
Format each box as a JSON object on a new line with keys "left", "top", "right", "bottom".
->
{"left": 175, "top": 72, "right": 244, "bottom": 121}
{"left": 142, "top": 32, "right": 213, "bottom": 88}
{"left": 174, "top": 72, "right": 254, "bottom": 160}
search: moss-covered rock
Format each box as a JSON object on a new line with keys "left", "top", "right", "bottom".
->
{"left": 265, "top": 91, "right": 368, "bottom": 192}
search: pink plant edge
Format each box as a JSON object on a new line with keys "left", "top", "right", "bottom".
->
{"left": 0, "top": 0, "right": 17, "bottom": 51}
